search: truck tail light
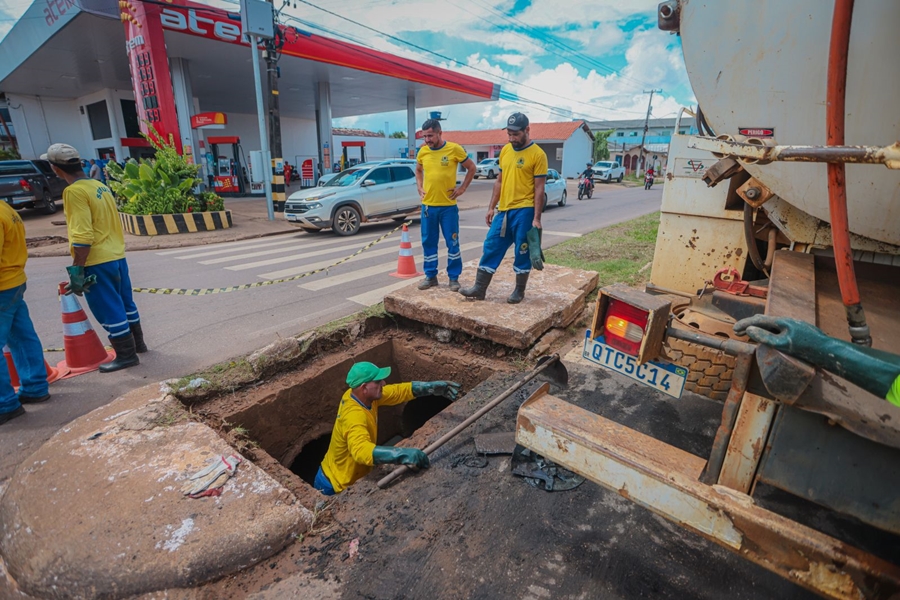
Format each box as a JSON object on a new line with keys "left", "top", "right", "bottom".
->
{"left": 602, "top": 299, "right": 649, "bottom": 356}
{"left": 19, "top": 179, "right": 32, "bottom": 192}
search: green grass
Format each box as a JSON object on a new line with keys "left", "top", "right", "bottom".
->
{"left": 545, "top": 211, "right": 660, "bottom": 289}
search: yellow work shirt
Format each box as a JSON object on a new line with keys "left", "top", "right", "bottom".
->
{"left": 497, "top": 142, "right": 548, "bottom": 211}
{"left": 63, "top": 179, "right": 125, "bottom": 266}
{"left": 0, "top": 202, "right": 27, "bottom": 292}
{"left": 320, "top": 383, "right": 414, "bottom": 493}
{"left": 887, "top": 374, "right": 900, "bottom": 407}
{"left": 417, "top": 141, "right": 469, "bottom": 207}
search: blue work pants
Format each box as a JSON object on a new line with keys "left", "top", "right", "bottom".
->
{"left": 0, "top": 284, "right": 48, "bottom": 413}
{"left": 84, "top": 259, "right": 140, "bottom": 340}
{"left": 421, "top": 204, "right": 461, "bottom": 280}
{"left": 477, "top": 207, "right": 534, "bottom": 275}
{"left": 315, "top": 465, "right": 336, "bottom": 496}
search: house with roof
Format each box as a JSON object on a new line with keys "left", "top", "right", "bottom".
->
{"left": 585, "top": 117, "right": 698, "bottom": 171}
{"left": 419, "top": 121, "right": 594, "bottom": 179}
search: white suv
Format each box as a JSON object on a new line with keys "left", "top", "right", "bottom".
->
{"left": 592, "top": 160, "right": 625, "bottom": 183}
{"left": 284, "top": 162, "right": 419, "bottom": 235}
{"left": 474, "top": 158, "right": 499, "bottom": 179}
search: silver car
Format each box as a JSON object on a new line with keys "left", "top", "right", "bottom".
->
{"left": 544, "top": 169, "right": 567, "bottom": 207}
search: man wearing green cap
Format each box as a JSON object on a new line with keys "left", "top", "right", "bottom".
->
{"left": 315, "top": 362, "right": 461, "bottom": 495}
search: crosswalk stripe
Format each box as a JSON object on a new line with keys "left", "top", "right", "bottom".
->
{"left": 175, "top": 237, "right": 305, "bottom": 260}
{"left": 348, "top": 279, "right": 420, "bottom": 307}
{"left": 300, "top": 241, "right": 482, "bottom": 291}
{"left": 459, "top": 225, "right": 581, "bottom": 238}
{"left": 259, "top": 242, "right": 422, "bottom": 280}
{"left": 226, "top": 234, "right": 406, "bottom": 272}
{"left": 155, "top": 234, "right": 302, "bottom": 255}
{"left": 201, "top": 238, "right": 373, "bottom": 265}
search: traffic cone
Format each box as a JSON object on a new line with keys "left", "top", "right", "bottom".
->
{"left": 3, "top": 345, "right": 66, "bottom": 390}
{"left": 55, "top": 282, "right": 114, "bottom": 377}
{"left": 389, "top": 224, "right": 423, "bottom": 279}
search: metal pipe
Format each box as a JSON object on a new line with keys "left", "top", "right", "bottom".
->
{"left": 700, "top": 351, "right": 754, "bottom": 486}
{"left": 686, "top": 137, "right": 900, "bottom": 168}
{"left": 376, "top": 355, "right": 563, "bottom": 489}
{"left": 666, "top": 326, "right": 756, "bottom": 357}
{"left": 826, "top": 0, "right": 871, "bottom": 346}
{"left": 743, "top": 204, "right": 769, "bottom": 276}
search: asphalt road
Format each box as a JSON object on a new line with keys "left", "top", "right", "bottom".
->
{"left": 1, "top": 180, "right": 660, "bottom": 479}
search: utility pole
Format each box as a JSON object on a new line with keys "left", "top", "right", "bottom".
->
{"left": 264, "top": 0, "right": 284, "bottom": 211}
{"left": 638, "top": 89, "right": 662, "bottom": 177}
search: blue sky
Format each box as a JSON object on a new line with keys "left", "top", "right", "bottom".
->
{"left": 0, "top": 0, "right": 696, "bottom": 133}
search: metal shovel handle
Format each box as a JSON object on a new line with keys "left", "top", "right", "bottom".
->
{"left": 376, "top": 354, "right": 563, "bottom": 489}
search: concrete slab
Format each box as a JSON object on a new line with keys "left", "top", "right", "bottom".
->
{"left": 384, "top": 258, "right": 598, "bottom": 349}
{"left": 0, "top": 382, "right": 312, "bottom": 599}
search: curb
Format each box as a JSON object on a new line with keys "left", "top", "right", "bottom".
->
{"left": 119, "top": 210, "right": 233, "bottom": 236}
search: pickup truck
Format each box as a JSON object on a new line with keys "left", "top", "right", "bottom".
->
{"left": 591, "top": 160, "right": 625, "bottom": 183}
{"left": 0, "top": 159, "right": 66, "bottom": 214}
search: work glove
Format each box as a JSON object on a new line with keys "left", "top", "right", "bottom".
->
{"left": 181, "top": 454, "right": 242, "bottom": 497}
{"left": 65, "top": 266, "right": 97, "bottom": 296}
{"left": 733, "top": 315, "right": 827, "bottom": 359}
{"left": 527, "top": 226, "right": 544, "bottom": 270}
{"left": 412, "top": 381, "right": 462, "bottom": 401}
{"left": 372, "top": 446, "right": 430, "bottom": 469}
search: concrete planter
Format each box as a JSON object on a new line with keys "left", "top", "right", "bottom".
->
{"left": 119, "top": 210, "right": 232, "bottom": 236}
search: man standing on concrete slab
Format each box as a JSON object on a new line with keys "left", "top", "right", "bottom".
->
{"left": 43, "top": 144, "right": 146, "bottom": 373}
{"left": 0, "top": 201, "right": 50, "bottom": 425}
{"left": 459, "top": 112, "right": 547, "bottom": 304}
{"left": 315, "top": 361, "right": 461, "bottom": 495}
{"left": 415, "top": 118, "right": 476, "bottom": 292}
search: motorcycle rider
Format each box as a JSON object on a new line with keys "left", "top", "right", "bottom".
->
{"left": 580, "top": 163, "right": 595, "bottom": 194}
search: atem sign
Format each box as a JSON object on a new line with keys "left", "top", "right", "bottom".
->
{"left": 160, "top": 8, "right": 242, "bottom": 43}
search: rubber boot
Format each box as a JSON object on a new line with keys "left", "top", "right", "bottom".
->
{"left": 507, "top": 272, "right": 529, "bottom": 304}
{"left": 459, "top": 270, "right": 493, "bottom": 300}
{"left": 417, "top": 277, "right": 438, "bottom": 290}
{"left": 99, "top": 334, "right": 140, "bottom": 373}
{"left": 448, "top": 279, "right": 460, "bottom": 292}
{"left": 131, "top": 322, "right": 148, "bottom": 353}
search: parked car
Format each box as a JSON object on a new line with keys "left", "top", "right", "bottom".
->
{"left": 285, "top": 161, "right": 419, "bottom": 235}
{"left": 0, "top": 159, "right": 66, "bottom": 214}
{"left": 544, "top": 169, "right": 567, "bottom": 207}
{"left": 316, "top": 159, "right": 416, "bottom": 187}
{"left": 592, "top": 160, "right": 625, "bottom": 183}
{"left": 474, "top": 158, "right": 499, "bottom": 179}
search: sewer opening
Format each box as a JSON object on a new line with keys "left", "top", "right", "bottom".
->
{"left": 227, "top": 337, "right": 498, "bottom": 490}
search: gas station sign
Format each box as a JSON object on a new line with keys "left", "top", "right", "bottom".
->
{"left": 191, "top": 112, "right": 227, "bottom": 129}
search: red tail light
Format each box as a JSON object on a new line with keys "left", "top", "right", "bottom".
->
{"left": 602, "top": 299, "right": 649, "bottom": 356}
{"left": 19, "top": 178, "right": 32, "bottom": 192}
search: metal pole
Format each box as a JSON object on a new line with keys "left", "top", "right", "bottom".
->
{"left": 249, "top": 35, "right": 275, "bottom": 220}
{"left": 638, "top": 89, "right": 661, "bottom": 177}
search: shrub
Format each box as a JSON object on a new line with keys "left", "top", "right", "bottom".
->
{"left": 106, "top": 126, "right": 224, "bottom": 215}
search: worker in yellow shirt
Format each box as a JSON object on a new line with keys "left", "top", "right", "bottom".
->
{"left": 43, "top": 144, "right": 145, "bottom": 373}
{"left": 0, "top": 202, "right": 50, "bottom": 425}
{"left": 316, "top": 361, "right": 461, "bottom": 495}
{"left": 415, "top": 118, "right": 476, "bottom": 292}
{"left": 734, "top": 316, "right": 900, "bottom": 407}
{"left": 460, "top": 112, "right": 547, "bottom": 304}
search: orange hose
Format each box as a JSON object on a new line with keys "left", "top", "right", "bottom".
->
{"left": 826, "top": 0, "right": 859, "bottom": 306}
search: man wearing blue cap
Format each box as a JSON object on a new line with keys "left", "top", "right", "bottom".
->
{"left": 315, "top": 361, "right": 461, "bottom": 495}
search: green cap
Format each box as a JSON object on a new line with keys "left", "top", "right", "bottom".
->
{"left": 346, "top": 362, "right": 391, "bottom": 388}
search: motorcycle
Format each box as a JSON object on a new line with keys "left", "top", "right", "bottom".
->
{"left": 577, "top": 175, "right": 594, "bottom": 200}
{"left": 644, "top": 171, "right": 654, "bottom": 190}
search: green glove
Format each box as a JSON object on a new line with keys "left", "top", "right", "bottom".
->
{"left": 65, "top": 266, "right": 97, "bottom": 296}
{"left": 734, "top": 315, "right": 900, "bottom": 400}
{"left": 527, "top": 227, "right": 544, "bottom": 270}
{"left": 372, "top": 446, "right": 430, "bottom": 468}
{"left": 412, "top": 381, "right": 462, "bottom": 401}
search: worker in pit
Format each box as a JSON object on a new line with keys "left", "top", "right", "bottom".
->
{"left": 415, "top": 117, "right": 476, "bottom": 292}
{"left": 43, "top": 144, "right": 146, "bottom": 373}
{"left": 734, "top": 316, "right": 900, "bottom": 407}
{"left": 459, "top": 112, "right": 548, "bottom": 304}
{"left": 315, "top": 361, "right": 461, "bottom": 495}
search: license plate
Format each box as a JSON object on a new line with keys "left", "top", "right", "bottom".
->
{"left": 583, "top": 334, "right": 687, "bottom": 399}
{"left": 285, "top": 214, "right": 298, "bottom": 221}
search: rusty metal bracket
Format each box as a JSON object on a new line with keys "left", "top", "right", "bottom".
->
{"left": 736, "top": 176, "right": 775, "bottom": 208}
{"left": 712, "top": 267, "right": 768, "bottom": 298}
{"left": 756, "top": 344, "right": 815, "bottom": 403}
{"left": 688, "top": 136, "right": 900, "bottom": 169}
{"left": 701, "top": 156, "right": 743, "bottom": 187}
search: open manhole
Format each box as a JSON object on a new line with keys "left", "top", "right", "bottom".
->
{"left": 215, "top": 335, "right": 501, "bottom": 490}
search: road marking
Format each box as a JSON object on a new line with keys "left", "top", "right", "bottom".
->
{"left": 301, "top": 242, "right": 482, "bottom": 291}
{"left": 155, "top": 234, "right": 303, "bottom": 255}
{"left": 202, "top": 239, "right": 372, "bottom": 266}
{"left": 459, "top": 225, "right": 581, "bottom": 238}
{"left": 174, "top": 237, "right": 307, "bottom": 260}
{"left": 259, "top": 242, "right": 422, "bottom": 279}
{"left": 348, "top": 279, "right": 420, "bottom": 306}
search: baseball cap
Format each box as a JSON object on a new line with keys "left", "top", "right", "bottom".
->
{"left": 41, "top": 143, "right": 82, "bottom": 166}
{"left": 346, "top": 361, "right": 391, "bottom": 388}
{"left": 504, "top": 112, "right": 529, "bottom": 132}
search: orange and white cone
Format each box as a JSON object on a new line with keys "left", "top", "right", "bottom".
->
{"left": 56, "top": 282, "right": 114, "bottom": 377}
{"left": 390, "top": 224, "right": 423, "bottom": 279}
{"left": 3, "top": 345, "right": 66, "bottom": 390}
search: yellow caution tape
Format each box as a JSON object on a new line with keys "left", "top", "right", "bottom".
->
{"left": 131, "top": 222, "right": 408, "bottom": 296}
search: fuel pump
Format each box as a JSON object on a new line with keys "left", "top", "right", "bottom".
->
{"left": 207, "top": 136, "right": 249, "bottom": 195}
{"left": 341, "top": 141, "right": 366, "bottom": 170}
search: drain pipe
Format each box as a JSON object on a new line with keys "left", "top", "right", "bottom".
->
{"left": 827, "top": 0, "right": 871, "bottom": 346}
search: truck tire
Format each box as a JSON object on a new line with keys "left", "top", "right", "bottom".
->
{"left": 664, "top": 336, "right": 736, "bottom": 402}
{"left": 39, "top": 189, "right": 58, "bottom": 215}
